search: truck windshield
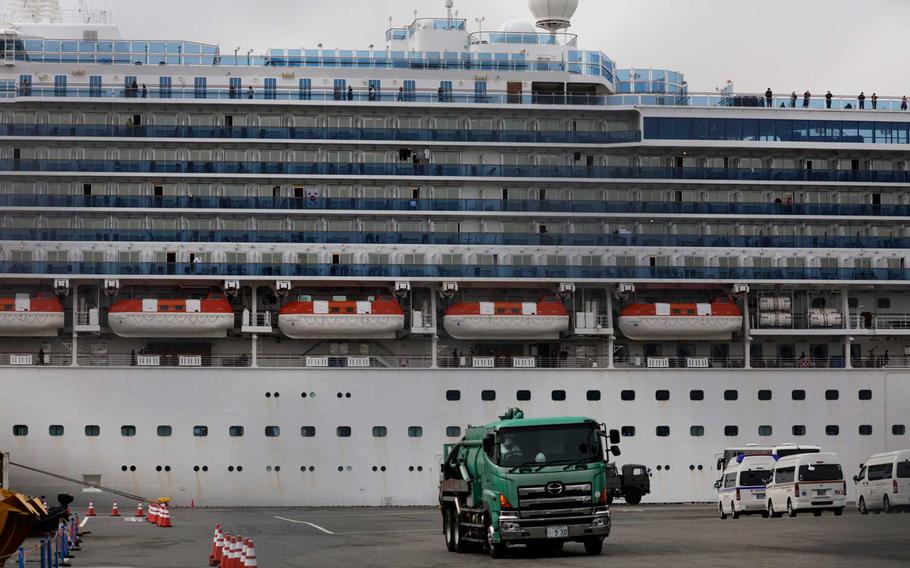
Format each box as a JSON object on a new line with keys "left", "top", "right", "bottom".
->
{"left": 798, "top": 464, "right": 843, "bottom": 482}
{"left": 497, "top": 424, "right": 600, "bottom": 468}
{"left": 739, "top": 470, "right": 772, "bottom": 486}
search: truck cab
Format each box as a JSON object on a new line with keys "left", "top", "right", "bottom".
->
{"left": 439, "top": 408, "right": 620, "bottom": 558}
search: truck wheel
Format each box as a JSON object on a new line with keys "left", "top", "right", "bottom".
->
{"left": 859, "top": 497, "right": 868, "bottom": 515}
{"left": 624, "top": 492, "right": 642, "bottom": 505}
{"left": 583, "top": 537, "right": 604, "bottom": 555}
{"left": 485, "top": 515, "right": 506, "bottom": 559}
{"left": 606, "top": 493, "right": 614, "bottom": 505}
{"left": 787, "top": 499, "right": 797, "bottom": 518}
{"left": 444, "top": 508, "right": 461, "bottom": 552}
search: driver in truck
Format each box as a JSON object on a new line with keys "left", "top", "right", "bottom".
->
{"left": 501, "top": 435, "right": 523, "bottom": 461}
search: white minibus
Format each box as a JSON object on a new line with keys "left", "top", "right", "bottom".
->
{"left": 716, "top": 455, "right": 775, "bottom": 519}
{"left": 766, "top": 452, "right": 846, "bottom": 517}
{"left": 854, "top": 450, "right": 910, "bottom": 514}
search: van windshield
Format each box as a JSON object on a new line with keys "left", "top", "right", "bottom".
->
{"left": 798, "top": 464, "right": 843, "bottom": 482}
{"left": 898, "top": 461, "right": 910, "bottom": 479}
{"left": 740, "top": 470, "right": 772, "bottom": 486}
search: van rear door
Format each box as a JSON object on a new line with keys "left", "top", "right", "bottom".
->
{"left": 798, "top": 463, "right": 844, "bottom": 505}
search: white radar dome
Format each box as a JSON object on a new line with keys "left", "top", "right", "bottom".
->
{"left": 527, "top": 0, "right": 579, "bottom": 32}
{"left": 499, "top": 20, "right": 537, "bottom": 34}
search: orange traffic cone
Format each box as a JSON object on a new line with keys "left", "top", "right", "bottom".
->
{"left": 86, "top": 502, "right": 96, "bottom": 516}
{"left": 161, "top": 504, "right": 173, "bottom": 528}
{"left": 239, "top": 539, "right": 249, "bottom": 567}
{"left": 243, "top": 539, "right": 257, "bottom": 567}
{"left": 147, "top": 503, "right": 158, "bottom": 523}
{"left": 219, "top": 536, "right": 233, "bottom": 568}
{"left": 111, "top": 502, "right": 120, "bottom": 516}
{"left": 135, "top": 503, "right": 145, "bottom": 518}
{"left": 209, "top": 524, "right": 222, "bottom": 566}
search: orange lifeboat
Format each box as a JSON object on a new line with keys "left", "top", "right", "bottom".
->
{"left": 443, "top": 297, "right": 569, "bottom": 340}
{"left": 108, "top": 293, "right": 234, "bottom": 338}
{"left": 0, "top": 293, "right": 64, "bottom": 337}
{"left": 278, "top": 296, "right": 405, "bottom": 339}
{"left": 617, "top": 298, "right": 742, "bottom": 340}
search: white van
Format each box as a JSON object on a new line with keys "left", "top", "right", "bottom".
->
{"left": 854, "top": 450, "right": 910, "bottom": 514}
{"left": 716, "top": 455, "right": 775, "bottom": 519}
{"left": 766, "top": 452, "right": 846, "bottom": 517}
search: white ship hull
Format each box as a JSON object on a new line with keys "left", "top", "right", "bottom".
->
{"left": 277, "top": 314, "right": 405, "bottom": 339}
{"left": 2, "top": 367, "right": 903, "bottom": 507}
{"left": 0, "top": 312, "right": 64, "bottom": 337}
{"left": 617, "top": 316, "right": 743, "bottom": 341}
{"left": 443, "top": 315, "right": 569, "bottom": 340}
{"left": 108, "top": 313, "right": 234, "bottom": 338}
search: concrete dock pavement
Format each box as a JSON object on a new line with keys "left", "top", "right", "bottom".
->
{"left": 69, "top": 504, "right": 909, "bottom": 567}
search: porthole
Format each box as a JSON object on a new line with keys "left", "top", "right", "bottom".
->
{"left": 408, "top": 466, "right": 414, "bottom": 471}
{"left": 372, "top": 466, "right": 378, "bottom": 472}
{"left": 689, "top": 465, "right": 695, "bottom": 471}
{"left": 265, "top": 392, "right": 272, "bottom": 398}
{"left": 445, "top": 390, "right": 461, "bottom": 401}
{"left": 724, "top": 425, "right": 739, "bottom": 437}
{"left": 665, "top": 465, "right": 671, "bottom": 471}
{"left": 275, "top": 466, "right": 281, "bottom": 472}
{"left": 228, "top": 466, "right": 235, "bottom": 472}
{"left": 202, "top": 466, "right": 208, "bottom": 472}
{"left": 757, "top": 390, "right": 772, "bottom": 401}
{"left": 481, "top": 390, "right": 496, "bottom": 401}
{"left": 309, "top": 466, "right": 315, "bottom": 472}
{"left": 301, "top": 392, "right": 307, "bottom": 398}
{"left": 129, "top": 465, "right": 136, "bottom": 471}
{"left": 697, "top": 465, "right": 703, "bottom": 471}
{"left": 274, "top": 392, "right": 280, "bottom": 398}
{"left": 858, "top": 389, "right": 872, "bottom": 401}
{"left": 193, "top": 466, "right": 200, "bottom": 472}
{"left": 266, "top": 466, "right": 272, "bottom": 472}
{"left": 345, "top": 392, "right": 351, "bottom": 398}
{"left": 551, "top": 390, "right": 566, "bottom": 401}
{"left": 656, "top": 426, "right": 670, "bottom": 437}
{"left": 164, "top": 466, "right": 171, "bottom": 472}
{"left": 621, "top": 426, "right": 636, "bottom": 437}
{"left": 237, "top": 466, "right": 243, "bottom": 472}
{"left": 445, "top": 426, "right": 462, "bottom": 438}
{"left": 723, "top": 390, "right": 738, "bottom": 401}
{"left": 586, "top": 390, "right": 601, "bottom": 401}
{"left": 337, "top": 466, "right": 343, "bottom": 472}
{"left": 336, "top": 392, "right": 343, "bottom": 398}
{"left": 156, "top": 466, "right": 163, "bottom": 472}
{"left": 121, "top": 465, "right": 128, "bottom": 471}
{"left": 417, "top": 466, "right": 423, "bottom": 472}
{"left": 655, "top": 390, "right": 670, "bottom": 401}
{"left": 621, "top": 390, "right": 635, "bottom": 401}
{"left": 516, "top": 390, "right": 531, "bottom": 401}
{"left": 345, "top": 466, "right": 352, "bottom": 471}
{"left": 301, "top": 466, "right": 307, "bottom": 472}
{"left": 380, "top": 466, "right": 386, "bottom": 472}
{"left": 656, "top": 465, "right": 662, "bottom": 471}
{"left": 859, "top": 425, "right": 873, "bottom": 436}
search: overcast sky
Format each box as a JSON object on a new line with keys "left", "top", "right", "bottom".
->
{"left": 20, "top": 0, "right": 910, "bottom": 95}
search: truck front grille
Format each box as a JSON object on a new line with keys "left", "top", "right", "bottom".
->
{"left": 517, "top": 482, "right": 593, "bottom": 519}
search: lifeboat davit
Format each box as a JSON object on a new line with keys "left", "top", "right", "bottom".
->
{"left": 618, "top": 298, "right": 742, "bottom": 340}
{"left": 108, "top": 294, "right": 234, "bottom": 338}
{"left": 0, "top": 293, "right": 65, "bottom": 337}
{"left": 443, "top": 297, "right": 569, "bottom": 340}
{"left": 278, "top": 296, "right": 405, "bottom": 339}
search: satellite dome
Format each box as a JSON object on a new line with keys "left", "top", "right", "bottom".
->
{"left": 499, "top": 20, "right": 537, "bottom": 34}
{"left": 527, "top": 0, "right": 579, "bottom": 32}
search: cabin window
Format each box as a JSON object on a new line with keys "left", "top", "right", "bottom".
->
{"left": 193, "top": 426, "right": 208, "bottom": 437}
{"left": 121, "top": 426, "right": 136, "bottom": 437}
{"left": 859, "top": 425, "right": 873, "bottom": 436}
{"left": 13, "top": 425, "right": 28, "bottom": 436}
{"left": 655, "top": 390, "right": 670, "bottom": 401}
{"left": 825, "top": 389, "right": 839, "bottom": 400}
{"left": 621, "top": 390, "right": 636, "bottom": 401}
{"left": 877, "top": 297, "right": 891, "bottom": 309}
{"left": 446, "top": 426, "right": 461, "bottom": 438}
{"left": 724, "top": 425, "right": 739, "bottom": 437}
{"left": 481, "top": 390, "right": 496, "bottom": 401}
{"left": 758, "top": 425, "right": 773, "bottom": 437}
{"left": 372, "top": 426, "right": 387, "bottom": 438}
{"left": 690, "top": 426, "right": 705, "bottom": 437}
{"left": 858, "top": 389, "right": 872, "bottom": 400}
{"left": 758, "top": 389, "right": 772, "bottom": 401}
{"left": 586, "top": 390, "right": 601, "bottom": 401}
{"left": 724, "top": 390, "right": 738, "bottom": 401}
{"left": 84, "top": 425, "right": 100, "bottom": 437}
{"left": 407, "top": 426, "right": 423, "bottom": 438}
{"left": 446, "top": 390, "right": 461, "bottom": 401}
{"left": 336, "top": 426, "right": 352, "bottom": 437}
{"left": 157, "top": 425, "right": 172, "bottom": 437}
{"left": 551, "top": 390, "right": 566, "bottom": 401}
{"left": 621, "top": 426, "right": 636, "bottom": 437}
{"left": 656, "top": 426, "right": 670, "bottom": 437}
{"left": 516, "top": 390, "right": 531, "bottom": 401}
{"left": 893, "top": 424, "right": 906, "bottom": 435}
{"left": 229, "top": 426, "right": 244, "bottom": 437}
{"left": 791, "top": 389, "right": 806, "bottom": 401}
{"left": 49, "top": 425, "right": 64, "bottom": 436}
{"left": 826, "top": 425, "right": 840, "bottom": 436}
{"left": 689, "top": 390, "right": 704, "bottom": 401}
{"left": 301, "top": 426, "right": 316, "bottom": 437}
{"left": 792, "top": 425, "right": 807, "bottom": 436}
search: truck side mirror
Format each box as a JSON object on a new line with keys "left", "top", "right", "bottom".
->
{"left": 482, "top": 434, "right": 494, "bottom": 456}
{"left": 609, "top": 446, "right": 621, "bottom": 457}
{"left": 609, "top": 429, "right": 620, "bottom": 445}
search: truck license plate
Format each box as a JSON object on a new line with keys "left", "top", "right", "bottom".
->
{"left": 546, "top": 526, "right": 569, "bottom": 539}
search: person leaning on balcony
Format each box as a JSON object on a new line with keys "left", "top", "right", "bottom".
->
{"left": 397, "top": 86, "right": 404, "bottom": 101}
{"left": 902, "top": 96, "right": 909, "bottom": 111}
{"left": 871, "top": 92, "right": 878, "bottom": 110}
{"left": 803, "top": 90, "right": 811, "bottom": 108}
{"left": 764, "top": 87, "right": 773, "bottom": 108}
{"left": 825, "top": 90, "right": 833, "bottom": 109}
{"left": 858, "top": 91, "right": 866, "bottom": 110}
{"left": 799, "top": 351, "right": 812, "bottom": 368}
{"left": 790, "top": 91, "right": 797, "bottom": 108}
{"left": 347, "top": 85, "right": 354, "bottom": 100}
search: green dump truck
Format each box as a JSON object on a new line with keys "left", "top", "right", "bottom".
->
{"left": 439, "top": 408, "right": 621, "bottom": 558}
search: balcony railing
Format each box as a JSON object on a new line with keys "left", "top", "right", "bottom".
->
{"left": 4, "top": 159, "right": 910, "bottom": 183}
{"left": 850, "top": 313, "right": 910, "bottom": 330}
{"left": 2, "top": 261, "right": 907, "bottom": 282}
{"left": 613, "top": 356, "right": 745, "bottom": 369}
{"left": 0, "top": 124, "right": 640, "bottom": 145}
{"left": 2, "top": 194, "right": 909, "bottom": 219}
{"left": 7, "top": 227, "right": 910, "bottom": 250}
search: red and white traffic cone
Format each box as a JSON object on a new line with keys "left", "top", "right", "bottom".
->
{"left": 243, "top": 540, "right": 258, "bottom": 568}
{"left": 135, "top": 503, "right": 145, "bottom": 518}
{"left": 147, "top": 503, "right": 157, "bottom": 524}
{"left": 239, "top": 539, "right": 249, "bottom": 567}
{"left": 110, "top": 502, "right": 120, "bottom": 516}
{"left": 86, "top": 502, "right": 96, "bottom": 516}
{"left": 208, "top": 524, "right": 221, "bottom": 566}
{"left": 159, "top": 504, "right": 172, "bottom": 528}
{"left": 219, "top": 536, "right": 233, "bottom": 568}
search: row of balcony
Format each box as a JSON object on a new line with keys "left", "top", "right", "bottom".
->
{"left": 0, "top": 261, "right": 905, "bottom": 281}
{"left": 0, "top": 124, "right": 640, "bottom": 145}
{"left": 4, "top": 160, "right": 910, "bottom": 182}
{"left": 6, "top": 228, "right": 910, "bottom": 249}
{"left": 2, "top": 195, "right": 908, "bottom": 218}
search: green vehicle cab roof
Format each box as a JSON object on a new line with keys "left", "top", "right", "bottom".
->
{"left": 462, "top": 408, "right": 597, "bottom": 441}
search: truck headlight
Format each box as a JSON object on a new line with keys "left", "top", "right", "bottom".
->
{"left": 592, "top": 517, "right": 608, "bottom": 528}
{"left": 500, "top": 521, "right": 521, "bottom": 533}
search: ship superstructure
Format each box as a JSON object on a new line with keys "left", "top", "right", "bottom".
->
{"left": 0, "top": 0, "right": 909, "bottom": 506}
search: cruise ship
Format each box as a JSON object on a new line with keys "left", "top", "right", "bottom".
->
{"left": 1, "top": 0, "right": 908, "bottom": 506}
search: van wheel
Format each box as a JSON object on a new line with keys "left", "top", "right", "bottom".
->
{"left": 833, "top": 508, "right": 844, "bottom": 516}
{"left": 813, "top": 511, "right": 822, "bottom": 517}
{"left": 761, "top": 510, "right": 770, "bottom": 519}
{"left": 731, "top": 503, "right": 740, "bottom": 519}
{"left": 859, "top": 497, "right": 869, "bottom": 515}
{"left": 787, "top": 499, "right": 797, "bottom": 518}
{"left": 768, "top": 500, "right": 782, "bottom": 519}
{"left": 719, "top": 503, "right": 727, "bottom": 520}
{"left": 884, "top": 495, "right": 893, "bottom": 514}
